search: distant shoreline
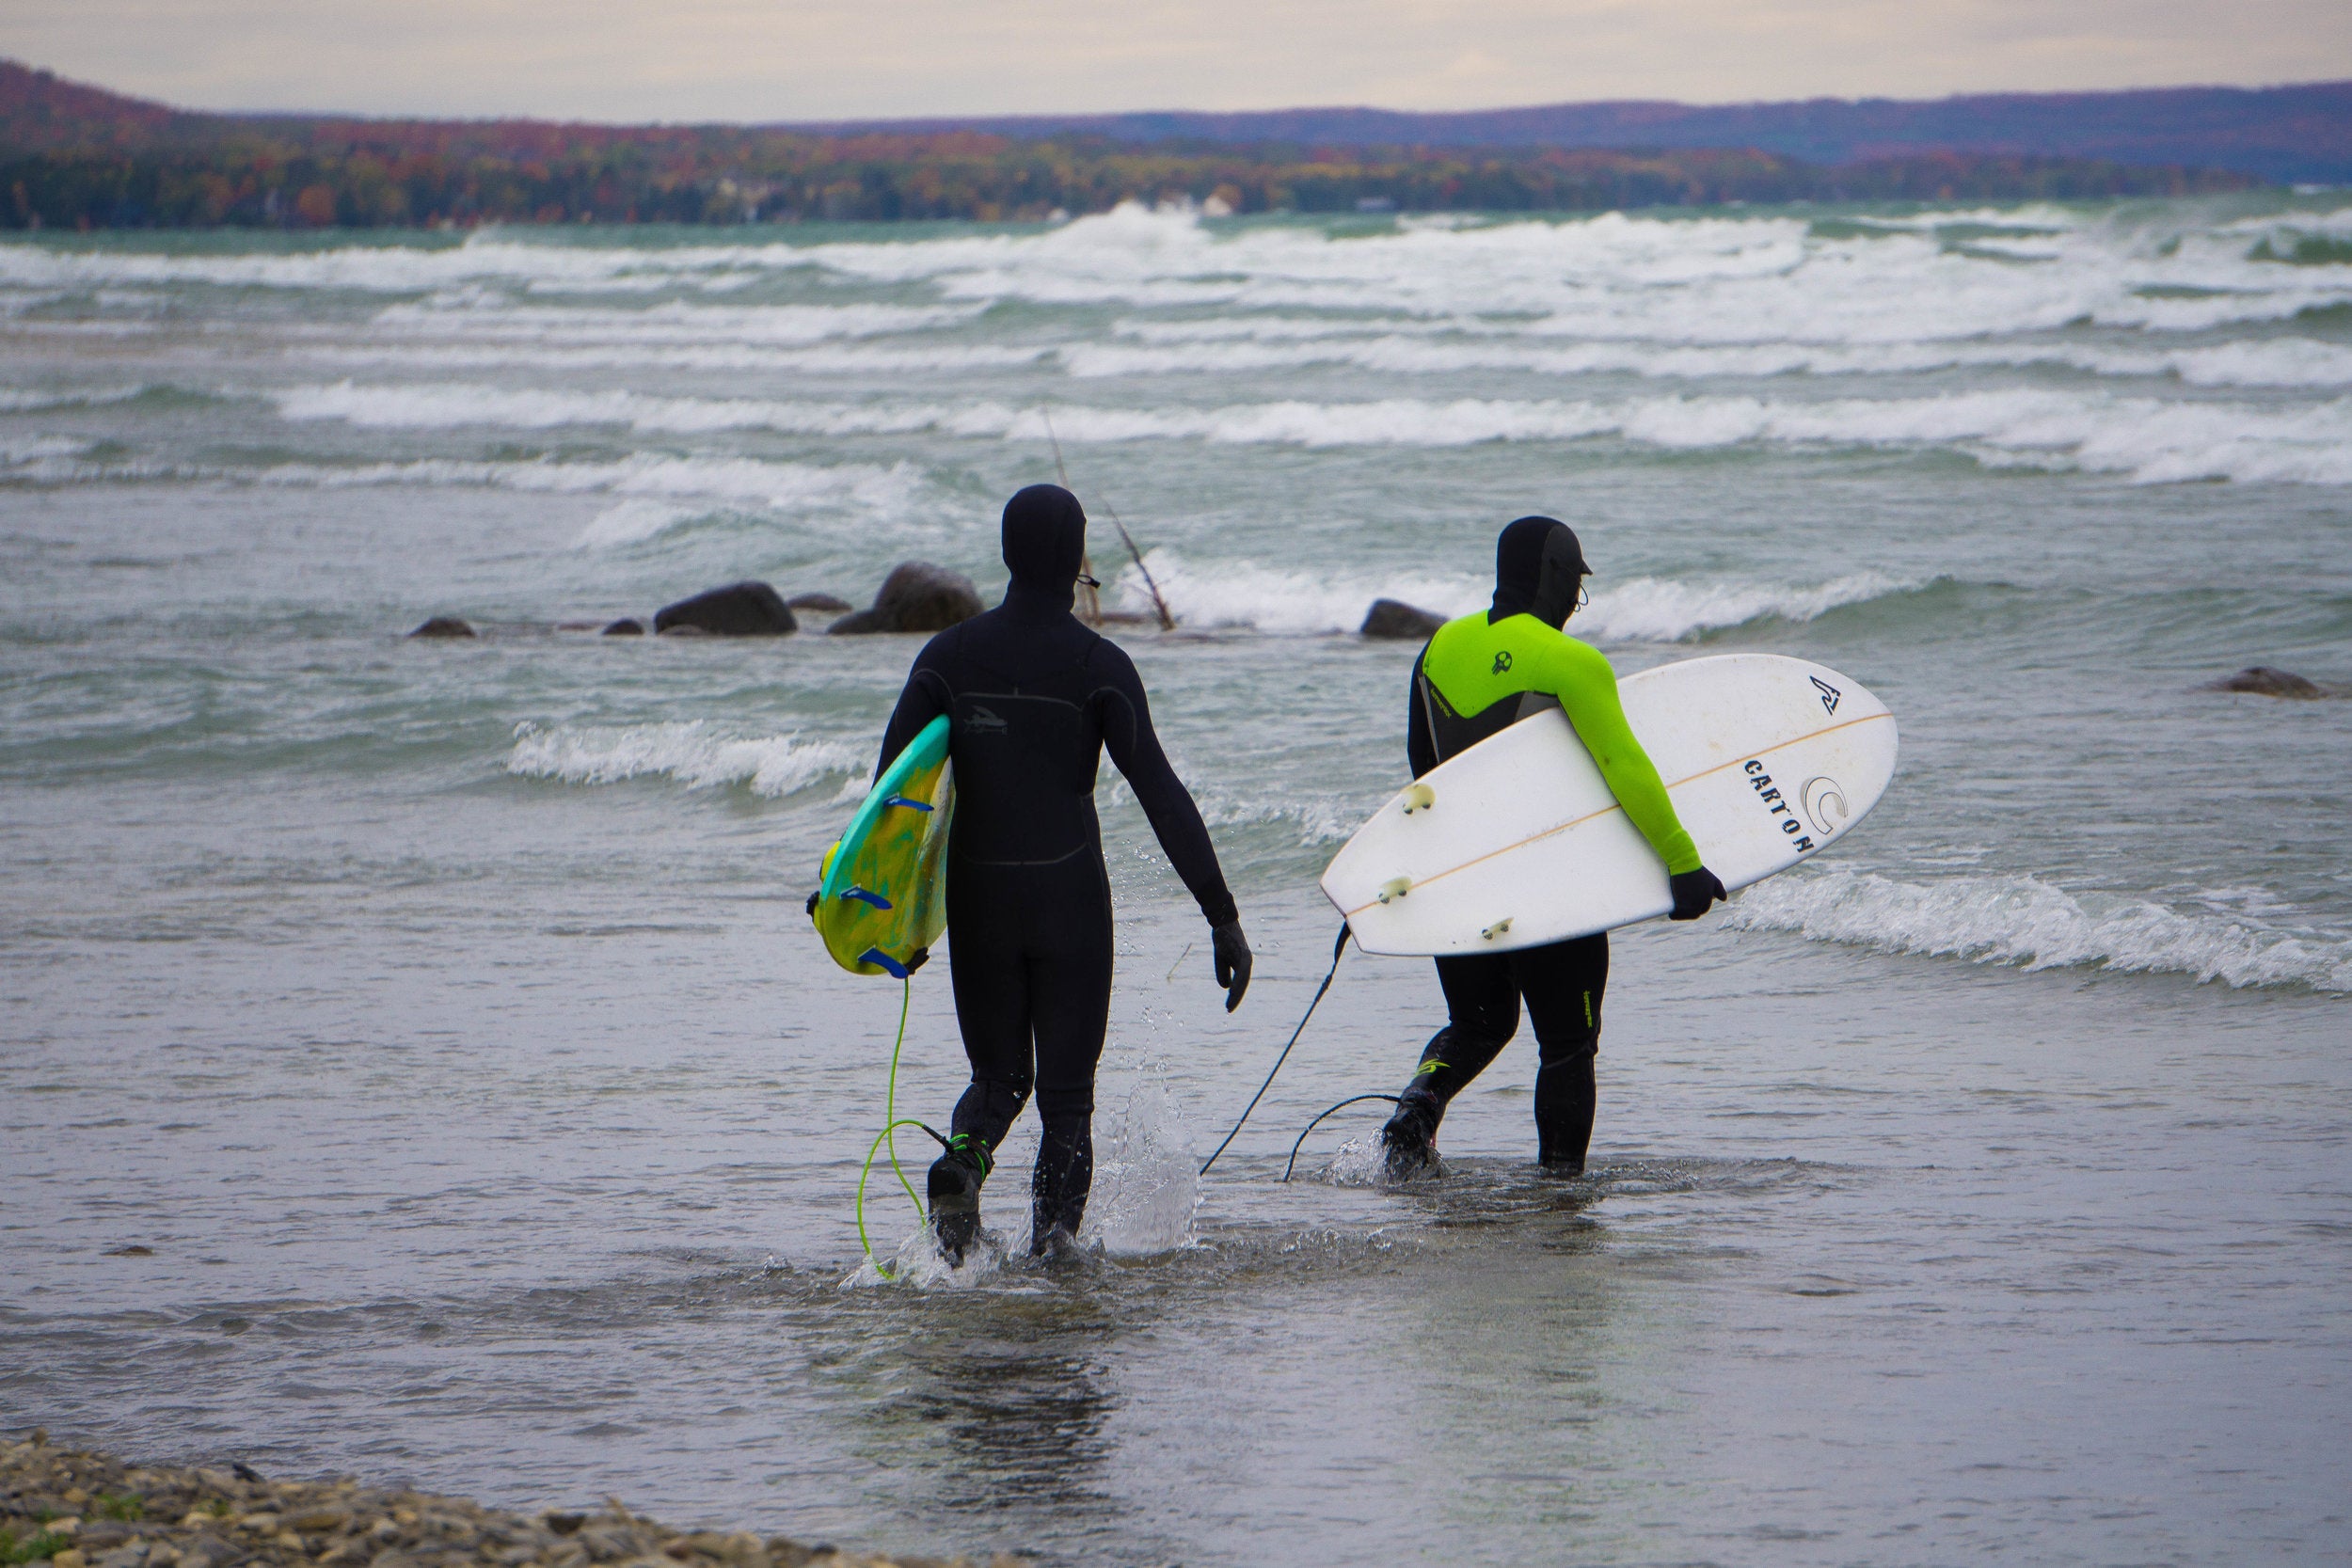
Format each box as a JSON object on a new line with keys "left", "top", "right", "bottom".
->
{"left": 0, "top": 58, "right": 2275, "bottom": 232}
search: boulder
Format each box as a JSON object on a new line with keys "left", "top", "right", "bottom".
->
{"left": 407, "top": 616, "right": 477, "bottom": 639}
{"left": 601, "top": 618, "right": 644, "bottom": 637}
{"left": 786, "top": 591, "right": 854, "bottom": 614}
{"left": 652, "top": 581, "right": 797, "bottom": 637}
{"left": 828, "top": 562, "right": 983, "bottom": 636}
{"left": 2210, "top": 666, "right": 2324, "bottom": 699}
{"left": 1359, "top": 598, "right": 1446, "bottom": 639}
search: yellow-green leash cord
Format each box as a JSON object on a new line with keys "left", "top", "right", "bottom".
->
{"left": 883, "top": 976, "right": 922, "bottom": 1214}
{"left": 856, "top": 976, "right": 936, "bottom": 1279}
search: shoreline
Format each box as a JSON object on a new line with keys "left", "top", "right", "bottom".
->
{"left": 1, "top": 1433, "right": 1016, "bottom": 1568}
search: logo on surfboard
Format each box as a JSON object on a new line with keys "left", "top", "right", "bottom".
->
{"left": 1810, "top": 676, "right": 1842, "bottom": 714}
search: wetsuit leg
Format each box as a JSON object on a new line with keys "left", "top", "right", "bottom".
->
{"left": 1385, "top": 952, "right": 1520, "bottom": 1156}
{"left": 943, "top": 856, "right": 1116, "bottom": 1248}
{"left": 944, "top": 864, "right": 1037, "bottom": 1157}
{"left": 1025, "top": 858, "right": 1116, "bottom": 1244}
{"left": 1509, "top": 932, "right": 1608, "bottom": 1169}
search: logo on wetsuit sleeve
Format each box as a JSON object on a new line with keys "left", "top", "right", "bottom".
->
{"left": 1742, "top": 759, "right": 1815, "bottom": 852}
{"left": 1491, "top": 651, "right": 1514, "bottom": 675}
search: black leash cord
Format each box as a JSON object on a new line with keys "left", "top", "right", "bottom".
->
{"left": 1280, "top": 1094, "right": 1403, "bottom": 1182}
{"left": 1198, "top": 921, "right": 1351, "bottom": 1176}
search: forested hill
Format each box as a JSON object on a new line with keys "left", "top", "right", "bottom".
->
{"left": 0, "top": 58, "right": 2279, "bottom": 230}
{"left": 814, "top": 82, "right": 2352, "bottom": 187}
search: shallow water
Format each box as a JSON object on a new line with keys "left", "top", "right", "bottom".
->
{"left": 4, "top": 198, "right": 2350, "bottom": 1564}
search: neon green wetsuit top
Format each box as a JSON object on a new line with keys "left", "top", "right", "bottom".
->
{"left": 1407, "top": 611, "right": 1703, "bottom": 877}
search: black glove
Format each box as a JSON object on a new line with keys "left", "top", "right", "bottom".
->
{"left": 1669, "top": 866, "right": 1726, "bottom": 921}
{"left": 1211, "top": 920, "right": 1252, "bottom": 1012}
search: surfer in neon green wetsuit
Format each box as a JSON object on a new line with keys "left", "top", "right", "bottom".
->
{"left": 1381, "top": 515, "right": 1726, "bottom": 1177}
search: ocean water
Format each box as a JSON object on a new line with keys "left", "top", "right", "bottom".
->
{"left": 4, "top": 196, "right": 2350, "bottom": 1564}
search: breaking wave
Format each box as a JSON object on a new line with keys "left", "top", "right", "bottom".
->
{"left": 1725, "top": 868, "right": 2352, "bottom": 993}
{"left": 1112, "top": 551, "right": 1919, "bottom": 641}
{"left": 504, "top": 722, "right": 865, "bottom": 798}
{"left": 271, "top": 380, "right": 2352, "bottom": 484}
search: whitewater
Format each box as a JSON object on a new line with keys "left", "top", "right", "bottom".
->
{"left": 4, "top": 194, "right": 2348, "bottom": 1566}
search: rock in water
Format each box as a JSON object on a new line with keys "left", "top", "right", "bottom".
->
{"left": 829, "top": 562, "right": 983, "bottom": 635}
{"left": 652, "top": 581, "right": 797, "bottom": 637}
{"left": 1360, "top": 599, "right": 1446, "bottom": 639}
{"left": 2211, "top": 666, "right": 2323, "bottom": 699}
{"left": 407, "top": 616, "right": 477, "bottom": 639}
{"left": 786, "top": 592, "right": 854, "bottom": 614}
{"left": 600, "top": 618, "right": 644, "bottom": 637}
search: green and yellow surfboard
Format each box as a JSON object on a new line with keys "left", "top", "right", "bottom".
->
{"left": 812, "top": 715, "right": 955, "bottom": 978}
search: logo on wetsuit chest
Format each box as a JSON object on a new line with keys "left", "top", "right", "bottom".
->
{"left": 1742, "top": 759, "right": 1816, "bottom": 853}
{"left": 962, "top": 705, "right": 1009, "bottom": 735}
{"left": 1491, "top": 651, "right": 1514, "bottom": 675}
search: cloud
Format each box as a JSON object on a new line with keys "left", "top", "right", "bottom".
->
{"left": 2, "top": 0, "right": 2346, "bottom": 120}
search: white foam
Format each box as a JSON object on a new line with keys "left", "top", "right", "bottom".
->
{"left": 574, "top": 499, "right": 701, "bottom": 549}
{"left": 504, "top": 722, "right": 864, "bottom": 798}
{"left": 1111, "top": 548, "right": 1485, "bottom": 634}
{"left": 1105, "top": 549, "right": 1908, "bottom": 643}
{"left": 1577, "top": 572, "right": 1916, "bottom": 641}
{"left": 1725, "top": 868, "right": 2352, "bottom": 993}
{"left": 268, "top": 379, "right": 2352, "bottom": 483}
{"left": 0, "top": 434, "right": 94, "bottom": 466}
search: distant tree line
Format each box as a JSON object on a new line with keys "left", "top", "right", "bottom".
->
{"left": 0, "top": 65, "right": 2261, "bottom": 231}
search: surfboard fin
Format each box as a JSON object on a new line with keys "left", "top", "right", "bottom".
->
{"left": 840, "top": 887, "right": 893, "bottom": 911}
{"left": 881, "top": 795, "right": 934, "bottom": 812}
{"left": 1376, "top": 877, "right": 1411, "bottom": 905}
{"left": 1480, "top": 917, "right": 1513, "bottom": 942}
{"left": 857, "top": 947, "right": 910, "bottom": 979}
{"left": 1401, "top": 783, "right": 1435, "bottom": 815}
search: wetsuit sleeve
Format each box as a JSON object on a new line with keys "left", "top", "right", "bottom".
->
{"left": 1094, "top": 645, "right": 1239, "bottom": 927}
{"left": 874, "top": 632, "right": 955, "bottom": 780}
{"left": 1548, "top": 640, "right": 1703, "bottom": 875}
{"left": 1406, "top": 644, "right": 1438, "bottom": 779}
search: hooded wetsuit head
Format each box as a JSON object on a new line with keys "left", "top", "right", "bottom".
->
{"left": 1491, "top": 515, "right": 1589, "bottom": 631}
{"left": 1002, "top": 483, "right": 1088, "bottom": 616}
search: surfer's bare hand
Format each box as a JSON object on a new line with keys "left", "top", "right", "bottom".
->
{"left": 1212, "top": 920, "right": 1252, "bottom": 1011}
{"left": 1669, "top": 866, "right": 1726, "bottom": 921}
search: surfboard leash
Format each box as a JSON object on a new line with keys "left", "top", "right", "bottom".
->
{"left": 855, "top": 976, "right": 950, "bottom": 1280}
{"left": 1280, "top": 1094, "right": 1403, "bottom": 1182}
{"left": 1198, "top": 921, "right": 1351, "bottom": 1176}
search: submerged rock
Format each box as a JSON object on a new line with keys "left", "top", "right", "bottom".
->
{"left": 600, "top": 618, "right": 644, "bottom": 637}
{"left": 653, "top": 581, "right": 797, "bottom": 637}
{"left": 828, "top": 562, "right": 982, "bottom": 635}
{"left": 2210, "top": 666, "right": 2326, "bottom": 699}
{"left": 406, "top": 616, "right": 476, "bottom": 639}
{"left": 786, "top": 592, "right": 854, "bottom": 614}
{"left": 1359, "top": 599, "right": 1446, "bottom": 639}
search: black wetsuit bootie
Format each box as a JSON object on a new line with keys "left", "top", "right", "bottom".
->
{"left": 927, "top": 1135, "right": 992, "bottom": 1264}
{"left": 1380, "top": 1090, "right": 1443, "bottom": 1178}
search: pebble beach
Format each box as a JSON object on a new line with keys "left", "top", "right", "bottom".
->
{"left": 0, "top": 1435, "right": 1012, "bottom": 1568}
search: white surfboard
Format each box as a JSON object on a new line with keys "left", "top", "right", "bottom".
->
{"left": 1322, "top": 653, "right": 1897, "bottom": 956}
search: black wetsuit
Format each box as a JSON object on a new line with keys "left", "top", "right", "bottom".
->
{"left": 876, "top": 489, "right": 1236, "bottom": 1241}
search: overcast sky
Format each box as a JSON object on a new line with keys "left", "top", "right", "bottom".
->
{"left": 8, "top": 0, "right": 2350, "bottom": 121}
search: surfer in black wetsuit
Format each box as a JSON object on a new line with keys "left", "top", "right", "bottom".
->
{"left": 875, "top": 483, "right": 1251, "bottom": 1262}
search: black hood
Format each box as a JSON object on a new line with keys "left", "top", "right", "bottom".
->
{"left": 1001, "top": 483, "right": 1088, "bottom": 613}
{"left": 1490, "top": 515, "right": 1588, "bottom": 628}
